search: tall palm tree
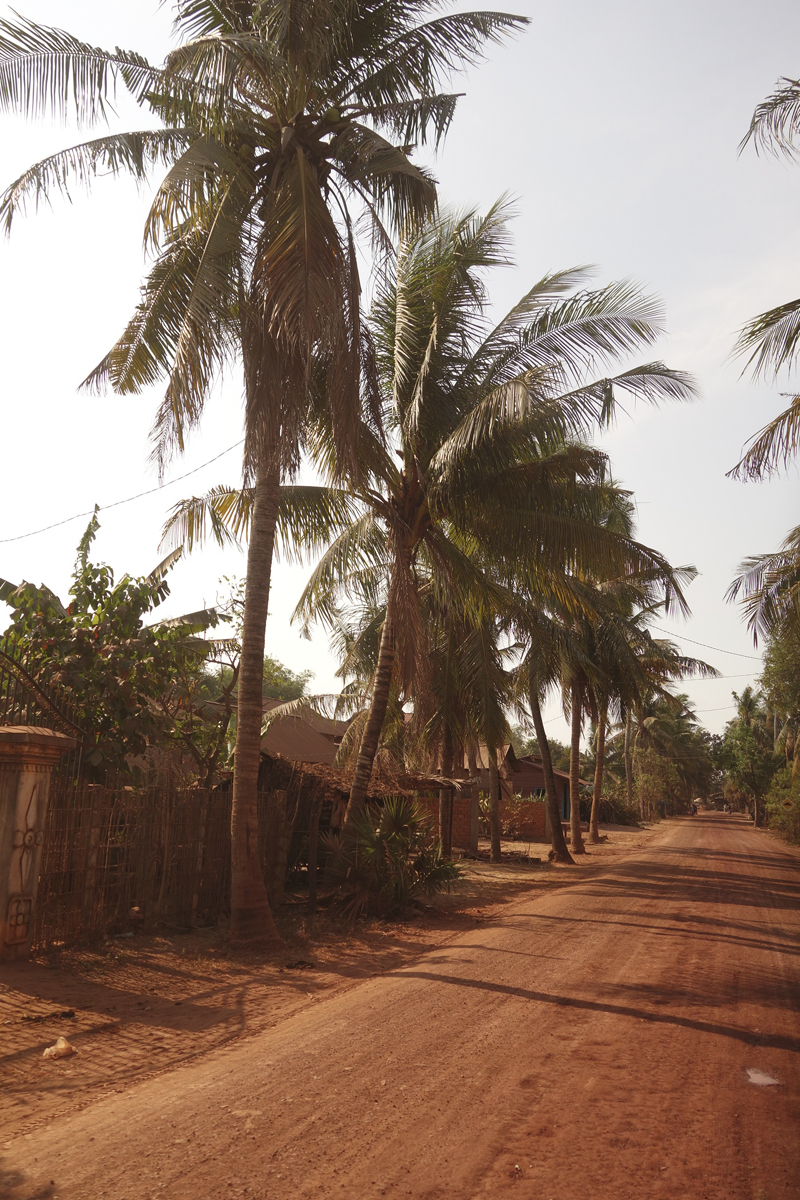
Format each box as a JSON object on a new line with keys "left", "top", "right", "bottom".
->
{"left": 0, "top": 1, "right": 526, "bottom": 943}
{"left": 295, "top": 201, "right": 697, "bottom": 829}
{"left": 629, "top": 691, "right": 714, "bottom": 813}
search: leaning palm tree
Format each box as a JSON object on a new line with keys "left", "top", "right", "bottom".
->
{"left": 297, "top": 201, "right": 697, "bottom": 828}
{"left": 0, "top": 2, "right": 526, "bottom": 944}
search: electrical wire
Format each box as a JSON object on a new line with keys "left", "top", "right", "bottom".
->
{"left": 0, "top": 441, "right": 244, "bottom": 545}
{"left": 653, "top": 626, "right": 761, "bottom": 661}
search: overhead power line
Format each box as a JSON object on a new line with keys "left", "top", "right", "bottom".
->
{"left": 653, "top": 626, "right": 762, "bottom": 662}
{"left": 0, "top": 441, "right": 244, "bottom": 545}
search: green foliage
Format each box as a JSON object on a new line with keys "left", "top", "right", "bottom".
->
{"left": 507, "top": 723, "right": 570, "bottom": 770}
{"left": 0, "top": 514, "right": 229, "bottom": 780}
{"left": 507, "top": 723, "right": 537, "bottom": 758}
{"left": 322, "top": 797, "right": 462, "bottom": 919}
{"left": 263, "top": 656, "right": 313, "bottom": 702}
{"left": 765, "top": 767, "right": 800, "bottom": 844}
{"left": 205, "top": 579, "right": 313, "bottom": 702}
{"left": 713, "top": 690, "right": 777, "bottom": 821}
{"left": 597, "top": 791, "right": 641, "bottom": 826}
{"left": 634, "top": 747, "right": 681, "bottom": 819}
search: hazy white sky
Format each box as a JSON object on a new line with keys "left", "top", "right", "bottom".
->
{"left": 1, "top": 0, "right": 798, "bottom": 743}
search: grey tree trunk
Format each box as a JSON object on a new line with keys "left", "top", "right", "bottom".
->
{"left": 230, "top": 463, "right": 283, "bottom": 946}
{"left": 439, "top": 725, "right": 454, "bottom": 858}
{"left": 624, "top": 712, "right": 634, "bottom": 810}
{"left": 489, "top": 753, "right": 502, "bottom": 863}
{"left": 530, "top": 691, "right": 573, "bottom": 864}
{"left": 467, "top": 743, "right": 480, "bottom": 854}
{"left": 634, "top": 713, "right": 645, "bottom": 820}
{"left": 569, "top": 679, "right": 586, "bottom": 854}
{"left": 344, "top": 589, "right": 396, "bottom": 830}
{"left": 590, "top": 699, "right": 607, "bottom": 844}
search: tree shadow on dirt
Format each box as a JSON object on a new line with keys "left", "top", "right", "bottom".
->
{"left": 392, "top": 969, "right": 800, "bottom": 1054}
{"left": 0, "top": 1157, "right": 54, "bottom": 1200}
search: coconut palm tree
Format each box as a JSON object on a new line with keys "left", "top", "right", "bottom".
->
{"left": 0, "top": 1, "right": 526, "bottom": 943}
{"left": 510, "top": 483, "right": 699, "bottom": 852}
{"left": 626, "top": 691, "right": 714, "bottom": 815}
{"left": 296, "top": 201, "right": 697, "bottom": 829}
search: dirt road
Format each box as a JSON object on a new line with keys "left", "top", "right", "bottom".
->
{"left": 3, "top": 813, "right": 799, "bottom": 1200}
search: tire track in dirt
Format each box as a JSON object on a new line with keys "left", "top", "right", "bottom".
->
{"left": 1, "top": 814, "right": 798, "bottom": 1200}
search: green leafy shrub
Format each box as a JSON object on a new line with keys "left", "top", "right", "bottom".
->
{"left": 322, "top": 797, "right": 462, "bottom": 919}
{"left": 765, "top": 767, "right": 800, "bottom": 844}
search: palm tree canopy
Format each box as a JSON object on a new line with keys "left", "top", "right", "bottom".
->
{"left": 0, "top": 2, "right": 527, "bottom": 475}
{"left": 727, "top": 522, "right": 800, "bottom": 643}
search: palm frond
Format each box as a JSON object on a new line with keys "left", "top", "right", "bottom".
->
{"left": 161, "top": 480, "right": 361, "bottom": 563}
{"left": 728, "top": 394, "right": 800, "bottom": 480}
{"left": 726, "top": 523, "right": 800, "bottom": 642}
{"left": 733, "top": 296, "right": 800, "bottom": 379}
{"left": 0, "top": 14, "right": 161, "bottom": 123}
{"left": 342, "top": 11, "right": 528, "bottom": 110}
{"left": 741, "top": 76, "right": 800, "bottom": 159}
{"left": 0, "top": 130, "right": 190, "bottom": 234}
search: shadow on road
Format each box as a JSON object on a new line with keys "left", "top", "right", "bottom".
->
{"left": 391, "top": 969, "right": 800, "bottom": 1053}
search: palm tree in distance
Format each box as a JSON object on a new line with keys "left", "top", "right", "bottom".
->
{"left": 0, "top": 1, "right": 527, "bottom": 944}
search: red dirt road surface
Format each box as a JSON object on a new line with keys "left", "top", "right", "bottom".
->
{"left": 2, "top": 812, "right": 799, "bottom": 1200}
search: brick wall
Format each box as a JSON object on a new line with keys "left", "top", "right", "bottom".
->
{"left": 499, "top": 795, "right": 547, "bottom": 841}
{"left": 415, "top": 794, "right": 473, "bottom": 849}
{"left": 415, "top": 792, "right": 547, "bottom": 846}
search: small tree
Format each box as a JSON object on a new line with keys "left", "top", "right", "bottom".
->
{"left": 0, "top": 512, "right": 230, "bottom": 782}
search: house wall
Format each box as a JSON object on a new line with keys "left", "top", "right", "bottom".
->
{"left": 416, "top": 794, "right": 473, "bottom": 850}
{"left": 498, "top": 795, "right": 547, "bottom": 840}
{"left": 513, "top": 764, "right": 570, "bottom": 819}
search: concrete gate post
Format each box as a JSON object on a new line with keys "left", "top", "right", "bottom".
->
{"left": 0, "top": 726, "right": 78, "bottom": 961}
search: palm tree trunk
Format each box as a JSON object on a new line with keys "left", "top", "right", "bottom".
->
{"left": 467, "top": 742, "right": 480, "bottom": 853}
{"left": 624, "top": 711, "right": 634, "bottom": 810}
{"left": 590, "top": 700, "right": 607, "bottom": 844}
{"left": 529, "top": 691, "right": 573, "bottom": 864}
{"left": 343, "top": 589, "right": 396, "bottom": 830}
{"left": 488, "top": 752, "right": 502, "bottom": 863}
{"left": 439, "top": 723, "right": 454, "bottom": 858}
{"left": 230, "top": 462, "right": 282, "bottom": 946}
{"left": 634, "top": 714, "right": 645, "bottom": 820}
{"left": 569, "top": 679, "right": 586, "bottom": 854}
